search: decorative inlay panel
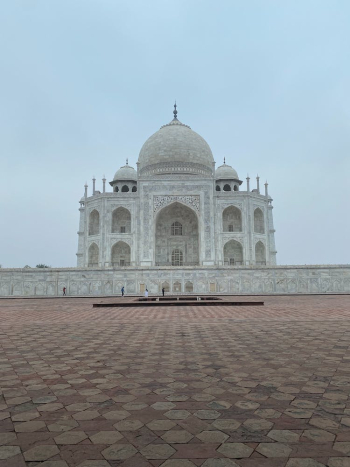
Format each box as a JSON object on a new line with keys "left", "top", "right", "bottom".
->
{"left": 153, "top": 195, "right": 200, "bottom": 214}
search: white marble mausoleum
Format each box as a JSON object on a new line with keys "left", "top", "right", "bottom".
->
{"left": 77, "top": 105, "right": 277, "bottom": 270}
{"left": 1, "top": 106, "right": 349, "bottom": 296}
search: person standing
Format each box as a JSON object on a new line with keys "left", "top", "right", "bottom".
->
{"left": 121, "top": 286, "right": 124, "bottom": 297}
{"left": 162, "top": 287, "right": 165, "bottom": 297}
{"left": 63, "top": 287, "right": 66, "bottom": 296}
{"left": 145, "top": 288, "right": 148, "bottom": 298}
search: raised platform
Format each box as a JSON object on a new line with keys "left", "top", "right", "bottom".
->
{"left": 0, "top": 264, "right": 349, "bottom": 296}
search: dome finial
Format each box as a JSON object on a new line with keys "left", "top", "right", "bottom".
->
{"left": 173, "top": 101, "right": 178, "bottom": 120}
{"left": 126, "top": 158, "right": 128, "bottom": 165}
{"left": 224, "top": 157, "right": 226, "bottom": 164}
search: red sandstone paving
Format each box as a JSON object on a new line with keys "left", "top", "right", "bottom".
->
{"left": 0, "top": 295, "right": 350, "bottom": 466}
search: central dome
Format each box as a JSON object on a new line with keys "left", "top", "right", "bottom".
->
{"left": 138, "top": 116, "right": 214, "bottom": 177}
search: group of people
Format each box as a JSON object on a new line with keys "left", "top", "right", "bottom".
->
{"left": 121, "top": 286, "right": 165, "bottom": 297}
{"left": 63, "top": 285, "right": 167, "bottom": 297}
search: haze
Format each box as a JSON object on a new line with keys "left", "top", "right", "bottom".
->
{"left": 1, "top": 0, "right": 349, "bottom": 268}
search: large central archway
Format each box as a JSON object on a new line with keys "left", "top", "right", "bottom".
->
{"left": 155, "top": 202, "right": 199, "bottom": 266}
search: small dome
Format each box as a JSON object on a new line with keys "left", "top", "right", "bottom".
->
{"left": 138, "top": 116, "right": 214, "bottom": 177}
{"left": 113, "top": 164, "right": 137, "bottom": 181}
{"left": 215, "top": 162, "right": 239, "bottom": 180}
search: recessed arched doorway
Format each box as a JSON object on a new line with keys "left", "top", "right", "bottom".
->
{"left": 155, "top": 202, "right": 199, "bottom": 266}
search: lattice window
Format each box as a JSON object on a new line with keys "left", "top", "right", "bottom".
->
{"left": 171, "top": 221, "right": 183, "bottom": 236}
{"left": 172, "top": 249, "right": 183, "bottom": 266}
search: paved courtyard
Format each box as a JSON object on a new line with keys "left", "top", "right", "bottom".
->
{"left": 1, "top": 295, "right": 350, "bottom": 467}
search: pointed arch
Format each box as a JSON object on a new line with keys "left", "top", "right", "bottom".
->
{"left": 112, "top": 207, "right": 131, "bottom": 233}
{"left": 223, "top": 206, "right": 242, "bottom": 232}
{"left": 223, "top": 239, "right": 243, "bottom": 265}
{"left": 223, "top": 184, "right": 231, "bottom": 191}
{"left": 111, "top": 241, "right": 131, "bottom": 267}
{"left": 254, "top": 208, "right": 265, "bottom": 233}
{"left": 185, "top": 281, "right": 193, "bottom": 293}
{"left": 255, "top": 241, "right": 266, "bottom": 265}
{"left": 88, "top": 243, "right": 99, "bottom": 267}
{"left": 89, "top": 209, "right": 100, "bottom": 235}
{"left": 155, "top": 202, "right": 199, "bottom": 266}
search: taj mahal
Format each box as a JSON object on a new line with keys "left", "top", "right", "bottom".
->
{"left": 78, "top": 104, "right": 276, "bottom": 272}
{"left": 0, "top": 105, "right": 349, "bottom": 296}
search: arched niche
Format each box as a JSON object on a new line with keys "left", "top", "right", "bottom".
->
{"left": 112, "top": 207, "right": 131, "bottom": 233}
{"left": 155, "top": 202, "right": 199, "bottom": 266}
{"left": 162, "top": 281, "right": 170, "bottom": 293}
{"left": 223, "top": 239, "right": 243, "bottom": 265}
{"left": 185, "top": 281, "right": 193, "bottom": 293}
{"left": 173, "top": 281, "right": 182, "bottom": 292}
{"left": 111, "top": 241, "right": 131, "bottom": 267}
{"left": 88, "top": 243, "right": 99, "bottom": 267}
{"left": 89, "top": 209, "right": 100, "bottom": 236}
{"left": 223, "top": 184, "right": 231, "bottom": 191}
{"left": 132, "top": 186, "right": 137, "bottom": 192}
{"left": 254, "top": 208, "right": 265, "bottom": 233}
{"left": 121, "top": 185, "right": 129, "bottom": 192}
{"left": 216, "top": 185, "right": 221, "bottom": 191}
{"left": 222, "top": 206, "right": 242, "bottom": 232}
{"left": 255, "top": 241, "right": 266, "bottom": 265}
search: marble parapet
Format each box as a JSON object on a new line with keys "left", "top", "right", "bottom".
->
{"left": 0, "top": 265, "right": 349, "bottom": 296}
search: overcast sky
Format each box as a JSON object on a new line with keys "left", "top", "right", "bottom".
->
{"left": 1, "top": 0, "right": 349, "bottom": 268}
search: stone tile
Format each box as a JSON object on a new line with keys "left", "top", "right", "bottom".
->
{"left": 140, "top": 443, "right": 176, "bottom": 459}
{"left": 77, "top": 462, "right": 111, "bottom": 467}
{"left": 114, "top": 419, "right": 144, "bottom": 431}
{"left": 212, "top": 419, "right": 241, "bottom": 431}
{"left": 0, "top": 446, "right": 21, "bottom": 459}
{"left": 256, "top": 442, "right": 292, "bottom": 457}
{"left": 309, "top": 417, "right": 339, "bottom": 430}
{"left": 303, "top": 429, "right": 335, "bottom": 442}
{"left": 15, "top": 420, "right": 46, "bottom": 432}
{"left": 197, "top": 430, "right": 229, "bottom": 443}
{"left": 73, "top": 410, "right": 100, "bottom": 420}
{"left": 12, "top": 411, "right": 40, "bottom": 421}
{"left": 160, "top": 461, "right": 197, "bottom": 467}
{"left": 146, "top": 419, "right": 177, "bottom": 431}
{"left": 268, "top": 429, "right": 300, "bottom": 442}
{"left": 286, "top": 460, "right": 326, "bottom": 467}
{"left": 102, "top": 443, "right": 138, "bottom": 460}
{"left": 103, "top": 409, "right": 130, "bottom": 420}
{"left": 23, "top": 444, "right": 59, "bottom": 461}
{"left": 66, "top": 403, "right": 92, "bottom": 412}
{"left": 55, "top": 431, "right": 88, "bottom": 444}
{"left": 217, "top": 442, "right": 254, "bottom": 458}
{"left": 164, "top": 409, "right": 191, "bottom": 420}
{"left": 48, "top": 420, "right": 79, "bottom": 432}
{"left": 243, "top": 418, "right": 274, "bottom": 432}
{"left": 328, "top": 460, "right": 350, "bottom": 467}
{"left": 334, "top": 442, "right": 350, "bottom": 454}
{"left": 40, "top": 461, "right": 69, "bottom": 467}
{"left": 202, "top": 460, "right": 240, "bottom": 467}
{"left": 0, "top": 433, "right": 17, "bottom": 445}
{"left": 161, "top": 430, "right": 194, "bottom": 443}
{"left": 285, "top": 408, "right": 313, "bottom": 418}
{"left": 151, "top": 402, "right": 176, "bottom": 410}
{"left": 90, "top": 431, "right": 124, "bottom": 444}
{"left": 194, "top": 409, "right": 221, "bottom": 420}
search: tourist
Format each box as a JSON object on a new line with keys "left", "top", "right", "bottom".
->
{"left": 121, "top": 286, "right": 124, "bottom": 297}
{"left": 162, "top": 287, "right": 165, "bottom": 296}
{"left": 63, "top": 287, "right": 66, "bottom": 296}
{"left": 145, "top": 288, "right": 148, "bottom": 298}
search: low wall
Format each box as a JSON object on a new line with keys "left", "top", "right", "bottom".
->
{"left": 0, "top": 265, "right": 349, "bottom": 296}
